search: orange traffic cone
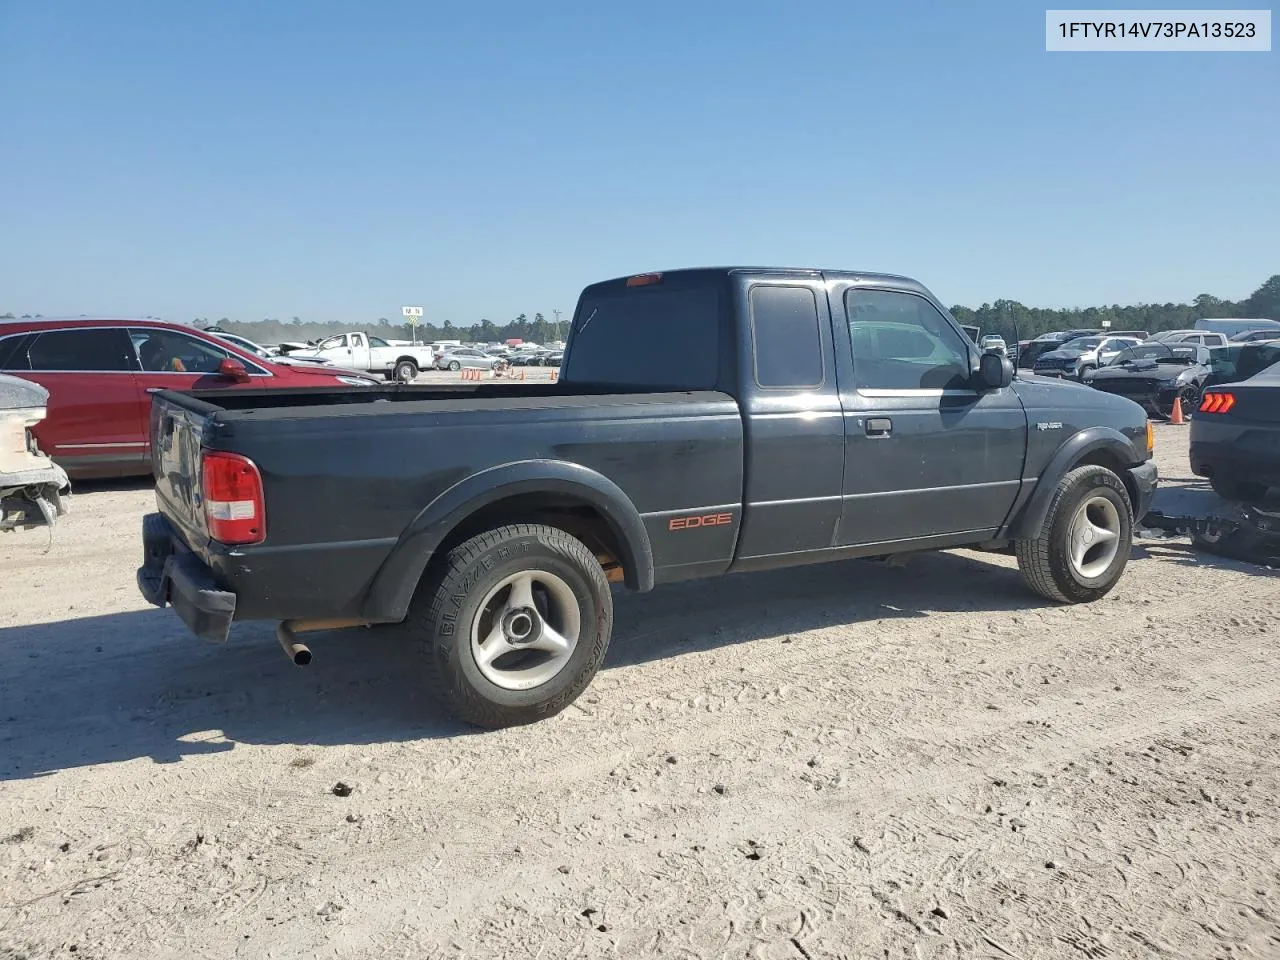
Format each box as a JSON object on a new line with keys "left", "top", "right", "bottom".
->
{"left": 1170, "top": 395, "right": 1185, "bottom": 425}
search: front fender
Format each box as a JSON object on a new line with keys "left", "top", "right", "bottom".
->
{"left": 361, "top": 459, "right": 655, "bottom": 623}
{"left": 1005, "top": 427, "right": 1143, "bottom": 539}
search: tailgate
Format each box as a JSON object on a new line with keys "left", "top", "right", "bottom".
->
{"left": 149, "top": 391, "right": 216, "bottom": 550}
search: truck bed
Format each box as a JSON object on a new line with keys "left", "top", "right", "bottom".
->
{"left": 150, "top": 383, "right": 745, "bottom": 622}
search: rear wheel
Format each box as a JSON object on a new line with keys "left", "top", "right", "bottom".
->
{"left": 394, "top": 359, "right": 418, "bottom": 382}
{"left": 405, "top": 524, "right": 613, "bottom": 729}
{"left": 448, "top": 360, "right": 461, "bottom": 372}
{"left": 1015, "top": 465, "right": 1133, "bottom": 604}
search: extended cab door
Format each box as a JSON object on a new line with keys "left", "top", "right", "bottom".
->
{"left": 312, "top": 333, "right": 354, "bottom": 365}
{"left": 830, "top": 282, "right": 1027, "bottom": 547}
{"left": 730, "top": 274, "right": 846, "bottom": 566}
{"left": 347, "top": 332, "right": 372, "bottom": 371}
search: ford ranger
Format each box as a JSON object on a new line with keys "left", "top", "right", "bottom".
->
{"left": 138, "top": 267, "right": 1158, "bottom": 728}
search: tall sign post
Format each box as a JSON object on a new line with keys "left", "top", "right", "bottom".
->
{"left": 402, "top": 305, "right": 424, "bottom": 345}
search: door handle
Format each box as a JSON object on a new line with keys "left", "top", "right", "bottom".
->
{"left": 865, "top": 417, "right": 892, "bottom": 437}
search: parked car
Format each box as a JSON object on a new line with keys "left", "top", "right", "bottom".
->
{"left": 0, "top": 319, "right": 379, "bottom": 479}
{"left": 1146, "top": 329, "right": 1228, "bottom": 347}
{"left": 979, "top": 335, "right": 1007, "bottom": 355}
{"left": 436, "top": 348, "right": 500, "bottom": 371}
{"left": 1032, "top": 335, "right": 1142, "bottom": 379}
{"left": 1084, "top": 342, "right": 1211, "bottom": 419}
{"left": 1018, "top": 330, "right": 1101, "bottom": 369}
{"left": 0, "top": 374, "right": 70, "bottom": 533}
{"left": 1229, "top": 329, "right": 1280, "bottom": 343}
{"left": 1194, "top": 318, "right": 1280, "bottom": 340}
{"left": 286, "top": 331, "right": 437, "bottom": 381}
{"left": 1203, "top": 341, "right": 1280, "bottom": 394}
{"left": 138, "top": 266, "right": 1157, "bottom": 730}
{"left": 1017, "top": 329, "right": 1148, "bottom": 370}
{"left": 1192, "top": 357, "right": 1280, "bottom": 501}
{"left": 507, "top": 351, "right": 546, "bottom": 367}
{"left": 209, "top": 331, "right": 333, "bottom": 366}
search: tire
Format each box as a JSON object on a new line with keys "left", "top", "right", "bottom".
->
{"left": 1077, "top": 363, "right": 1095, "bottom": 378}
{"left": 1209, "top": 476, "right": 1268, "bottom": 503}
{"left": 448, "top": 360, "right": 461, "bottom": 372}
{"left": 1167, "top": 383, "right": 1199, "bottom": 420}
{"left": 1015, "top": 465, "right": 1133, "bottom": 604}
{"left": 394, "top": 359, "right": 418, "bottom": 383}
{"left": 405, "top": 523, "right": 613, "bottom": 729}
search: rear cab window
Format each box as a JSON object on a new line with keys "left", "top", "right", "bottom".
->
{"left": 563, "top": 274, "right": 723, "bottom": 389}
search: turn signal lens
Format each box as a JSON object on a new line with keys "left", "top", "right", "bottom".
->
{"left": 1146, "top": 420, "right": 1154, "bottom": 453}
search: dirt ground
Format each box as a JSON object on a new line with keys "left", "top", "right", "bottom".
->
{"left": 2, "top": 424, "right": 1278, "bottom": 960}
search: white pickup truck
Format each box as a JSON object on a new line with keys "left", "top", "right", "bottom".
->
{"left": 287, "top": 332, "right": 437, "bottom": 382}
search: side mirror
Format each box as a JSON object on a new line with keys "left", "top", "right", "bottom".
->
{"left": 976, "top": 352, "right": 1014, "bottom": 390}
{"left": 218, "top": 358, "right": 251, "bottom": 383}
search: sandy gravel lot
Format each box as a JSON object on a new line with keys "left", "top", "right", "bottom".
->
{"left": 2, "top": 425, "right": 1278, "bottom": 960}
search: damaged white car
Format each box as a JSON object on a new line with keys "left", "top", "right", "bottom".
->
{"left": 1, "top": 374, "right": 71, "bottom": 534}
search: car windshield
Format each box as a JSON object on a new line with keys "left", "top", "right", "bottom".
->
{"left": 1059, "top": 336, "right": 1102, "bottom": 351}
{"left": 222, "top": 334, "right": 269, "bottom": 357}
{"left": 1111, "top": 343, "right": 1199, "bottom": 365}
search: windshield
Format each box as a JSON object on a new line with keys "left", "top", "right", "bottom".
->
{"left": 221, "top": 334, "right": 268, "bottom": 357}
{"left": 1111, "top": 343, "right": 1200, "bottom": 365}
{"left": 1058, "top": 336, "right": 1102, "bottom": 351}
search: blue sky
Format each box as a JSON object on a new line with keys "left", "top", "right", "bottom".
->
{"left": 1, "top": 1, "right": 1276, "bottom": 325}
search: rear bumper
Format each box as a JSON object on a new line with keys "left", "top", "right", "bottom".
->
{"left": 1191, "top": 438, "right": 1280, "bottom": 488}
{"left": 137, "top": 513, "right": 237, "bottom": 643}
{"left": 1126, "top": 460, "right": 1159, "bottom": 521}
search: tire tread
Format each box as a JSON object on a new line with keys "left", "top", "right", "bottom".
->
{"left": 404, "top": 523, "right": 611, "bottom": 729}
{"left": 1015, "top": 465, "right": 1132, "bottom": 605}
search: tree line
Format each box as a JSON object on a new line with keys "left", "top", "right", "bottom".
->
{"left": 4, "top": 274, "right": 1277, "bottom": 345}
{"left": 950, "top": 274, "right": 1280, "bottom": 343}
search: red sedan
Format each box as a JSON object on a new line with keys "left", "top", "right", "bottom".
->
{"left": 0, "top": 318, "right": 378, "bottom": 479}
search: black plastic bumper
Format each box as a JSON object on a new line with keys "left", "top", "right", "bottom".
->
{"left": 137, "top": 512, "right": 237, "bottom": 644}
{"left": 1127, "top": 460, "right": 1159, "bottom": 522}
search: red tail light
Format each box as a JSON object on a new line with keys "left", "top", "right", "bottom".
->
{"left": 201, "top": 451, "right": 265, "bottom": 544}
{"left": 1199, "top": 391, "right": 1236, "bottom": 414}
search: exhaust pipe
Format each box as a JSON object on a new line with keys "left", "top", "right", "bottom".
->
{"left": 276, "top": 622, "right": 312, "bottom": 666}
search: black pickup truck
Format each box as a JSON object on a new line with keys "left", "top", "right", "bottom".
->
{"left": 139, "top": 267, "right": 1158, "bottom": 728}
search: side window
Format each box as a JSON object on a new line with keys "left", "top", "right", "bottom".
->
{"left": 749, "top": 285, "right": 824, "bottom": 388}
{"left": 131, "top": 329, "right": 233, "bottom": 374}
{"left": 318, "top": 335, "right": 348, "bottom": 350}
{"left": 368, "top": 336, "right": 389, "bottom": 348}
{"left": 844, "top": 289, "right": 972, "bottom": 390}
{"left": 0, "top": 334, "right": 32, "bottom": 370}
{"left": 25, "top": 329, "right": 135, "bottom": 371}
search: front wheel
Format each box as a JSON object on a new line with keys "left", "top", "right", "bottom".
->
{"left": 405, "top": 524, "right": 613, "bottom": 729}
{"left": 1015, "top": 465, "right": 1133, "bottom": 604}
